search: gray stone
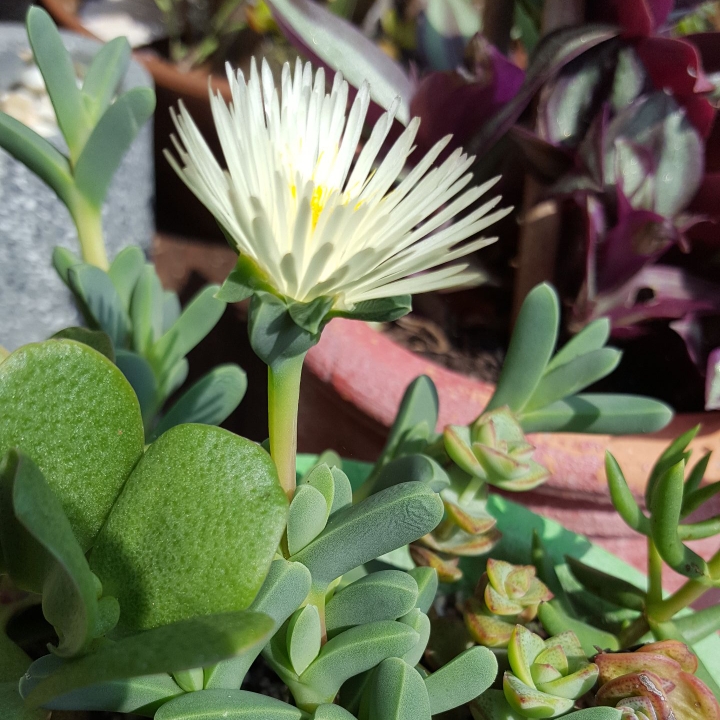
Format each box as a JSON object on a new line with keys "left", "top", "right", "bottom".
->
{"left": 0, "top": 23, "right": 154, "bottom": 350}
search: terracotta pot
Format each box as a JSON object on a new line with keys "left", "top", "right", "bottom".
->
{"left": 302, "top": 318, "right": 720, "bottom": 595}
{"left": 40, "top": 0, "right": 241, "bottom": 240}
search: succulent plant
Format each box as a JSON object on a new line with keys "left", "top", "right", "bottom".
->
{"left": 503, "top": 625, "right": 599, "bottom": 718}
{"left": 464, "top": 560, "right": 553, "bottom": 648}
{"left": 444, "top": 408, "right": 550, "bottom": 493}
{"left": 595, "top": 641, "right": 720, "bottom": 720}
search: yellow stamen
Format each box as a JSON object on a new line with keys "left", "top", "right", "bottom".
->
{"left": 311, "top": 186, "right": 325, "bottom": 228}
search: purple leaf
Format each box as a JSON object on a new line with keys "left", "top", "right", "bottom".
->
{"left": 587, "top": 0, "right": 672, "bottom": 37}
{"left": 410, "top": 37, "right": 524, "bottom": 156}
{"left": 509, "top": 125, "right": 574, "bottom": 182}
{"left": 706, "top": 347, "right": 720, "bottom": 410}
{"left": 466, "top": 24, "right": 619, "bottom": 156}
{"left": 585, "top": 265, "right": 720, "bottom": 335}
{"left": 635, "top": 36, "right": 716, "bottom": 138}
{"left": 266, "top": 0, "right": 413, "bottom": 124}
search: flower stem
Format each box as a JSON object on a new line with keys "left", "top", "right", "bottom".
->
{"left": 268, "top": 353, "right": 306, "bottom": 499}
{"left": 69, "top": 194, "right": 109, "bottom": 270}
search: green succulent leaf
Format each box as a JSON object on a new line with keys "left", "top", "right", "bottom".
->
{"left": 90, "top": 424, "right": 287, "bottom": 634}
{"left": 301, "top": 464, "right": 335, "bottom": 512}
{"left": 52, "top": 246, "right": 82, "bottom": 285}
{"left": 331, "top": 295, "right": 412, "bottom": 323}
{"left": 372, "top": 454, "right": 450, "bottom": 495}
{"left": 107, "top": 246, "right": 145, "bottom": 311}
{"left": 604, "top": 452, "right": 651, "bottom": 536}
{"left": 205, "top": 559, "right": 311, "bottom": 690}
{"left": 537, "top": 601, "right": 619, "bottom": 655}
{"left": 325, "top": 571, "right": 419, "bottom": 632}
{"left": 674, "top": 603, "right": 720, "bottom": 644}
{"left": 0, "top": 111, "right": 73, "bottom": 204}
{"left": 290, "top": 482, "right": 444, "bottom": 588}
{"left": 677, "top": 515, "right": 720, "bottom": 540}
{"left": 525, "top": 348, "right": 622, "bottom": 413}
{"left": 73, "top": 87, "right": 156, "bottom": 209}
{"left": 24, "top": 612, "right": 273, "bottom": 708}
{"left": 0, "top": 340, "right": 144, "bottom": 550}
{"left": 149, "top": 285, "right": 225, "bottom": 381}
{"left": 682, "top": 476, "right": 720, "bottom": 519}
{"left": 288, "top": 484, "right": 330, "bottom": 555}
{"left": 408, "top": 567, "right": 438, "bottom": 614}
{"left": 0, "top": 682, "right": 47, "bottom": 720}
{"left": 367, "top": 657, "right": 431, "bottom": 720}
{"left": 313, "top": 703, "right": 358, "bottom": 720}
{"left": 68, "top": 265, "right": 131, "bottom": 348}
{"left": 645, "top": 425, "right": 699, "bottom": 508}
{"left": 503, "top": 672, "right": 574, "bottom": 718}
{"left": 149, "top": 364, "right": 247, "bottom": 442}
{"left": 564, "top": 556, "right": 646, "bottom": 611}
{"left": 51, "top": 327, "right": 114, "bottom": 362}
{"left": 20, "top": 654, "right": 182, "bottom": 715}
{"left": 520, "top": 394, "right": 673, "bottom": 434}
{"left": 156, "top": 689, "right": 304, "bottom": 720}
{"left": 330, "top": 468, "right": 353, "bottom": 515}
{"left": 115, "top": 349, "right": 158, "bottom": 422}
{"left": 487, "top": 283, "right": 559, "bottom": 413}
{"left": 81, "top": 37, "right": 132, "bottom": 120}
{"left": 424, "top": 646, "right": 498, "bottom": 714}
{"left": 287, "top": 297, "right": 335, "bottom": 334}
{"left": 162, "top": 291, "right": 182, "bottom": 333}
{"left": 369, "top": 375, "right": 439, "bottom": 481}
{"left": 296, "top": 620, "right": 419, "bottom": 709}
{"left": 545, "top": 319, "right": 611, "bottom": 373}
{"left": 288, "top": 605, "right": 322, "bottom": 675}
{"left": 650, "top": 461, "right": 709, "bottom": 579}
{"left": 397, "top": 608, "right": 430, "bottom": 667}
{"left": 26, "top": 6, "right": 89, "bottom": 159}
{"left": 682, "top": 451, "right": 712, "bottom": 504}
{"left": 131, "top": 264, "right": 164, "bottom": 355}
{"left": 0, "top": 451, "right": 103, "bottom": 656}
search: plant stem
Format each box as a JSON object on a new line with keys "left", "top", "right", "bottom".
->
{"left": 483, "top": 0, "right": 515, "bottom": 54}
{"left": 70, "top": 195, "right": 109, "bottom": 270}
{"left": 618, "top": 616, "right": 650, "bottom": 648}
{"left": 651, "top": 549, "right": 720, "bottom": 623}
{"left": 268, "top": 353, "right": 306, "bottom": 500}
{"left": 647, "top": 537, "right": 664, "bottom": 607}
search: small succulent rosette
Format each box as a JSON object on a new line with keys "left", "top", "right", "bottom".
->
{"left": 464, "top": 559, "right": 553, "bottom": 648}
{"left": 444, "top": 408, "right": 550, "bottom": 492}
{"left": 595, "top": 640, "right": 720, "bottom": 720}
{"left": 503, "top": 625, "right": 599, "bottom": 718}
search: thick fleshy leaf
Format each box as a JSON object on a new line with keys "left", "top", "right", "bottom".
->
{"left": 19, "top": 655, "right": 182, "bottom": 715}
{"left": 398, "top": 608, "right": 431, "bottom": 667}
{"left": 519, "top": 393, "right": 673, "bottom": 434}
{"left": 565, "top": 556, "right": 646, "bottom": 611}
{"left": 266, "top": 0, "right": 413, "bottom": 124}
{"left": 538, "top": 602, "right": 619, "bottom": 656}
{"left": 0, "top": 682, "right": 47, "bottom": 720}
{"left": 115, "top": 349, "right": 158, "bottom": 422}
{"left": 487, "top": 283, "right": 559, "bottom": 413}
{"left": 52, "top": 327, "right": 114, "bottom": 362}
{"left": 131, "top": 264, "right": 164, "bottom": 355}
{"left": 24, "top": 612, "right": 273, "bottom": 708}
{"left": 82, "top": 37, "right": 132, "bottom": 120}
{"left": 68, "top": 265, "right": 131, "bottom": 348}
{"left": 288, "top": 605, "right": 322, "bottom": 675}
{"left": 373, "top": 454, "right": 450, "bottom": 495}
{"left": 291, "top": 482, "right": 443, "bottom": 588}
{"left": 367, "top": 657, "right": 431, "bottom": 720}
{"left": 26, "top": 6, "right": 88, "bottom": 158}
{"left": 326, "top": 571, "right": 418, "bottom": 632}
{"left": 156, "top": 689, "right": 303, "bottom": 720}
{"left": 425, "top": 647, "right": 497, "bottom": 714}
{"left": 546, "top": 319, "right": 611, "bottom": 373}
{"left": 503, "top": 673, "right": 574, "bottom": 718}
{"left": 149, "top": 285, "right": 225, "bottom": 382}
{"left": 332, "top": 296, "right": 412, "bottom": 324}
{"left": 295, "top": 621, "right": 419, "bottom": 709}
{"left": 108, "top": 246, "right": 145, "bottom": 313}
{"left": 0, "top": 452, "right": 103, "bottom": 656}
{"left": 205, "top": 559, "right": 311, "bottom": 690}
{"left": 0, "top": 111, "right": 73, "bottom": 204}
{"left": 0, "top": 340, "right": 143, "bottom": 550}
{"left": 149, "top": 364, "right": 247, "bottom": 441}
{"left": 90, "top": 424, "right": 287, "bottom": 633}
{"left": 288, "top": 484, "right": 330, "bottom": 555}
{"left": 73, "top": 87, "right": 156, "bottom": 209}
{"left": 408, "top": 567, "right": 437, "bottom": 614}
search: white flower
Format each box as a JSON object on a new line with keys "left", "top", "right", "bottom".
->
{"left": 166, "top": 58, "right": 510, "bottom": 309}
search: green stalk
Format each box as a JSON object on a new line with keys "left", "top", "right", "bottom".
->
{"left": 651, "top": 549, "right": 720, "bottom": 623}
{"left": 268, "top": 353, "right": 306, "bottom": 500}
{"left": 69, "top": 193, "right": 109, "bottom": 270}
{"left": 647, "top": 537, "right": 664, "bottom": 607}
